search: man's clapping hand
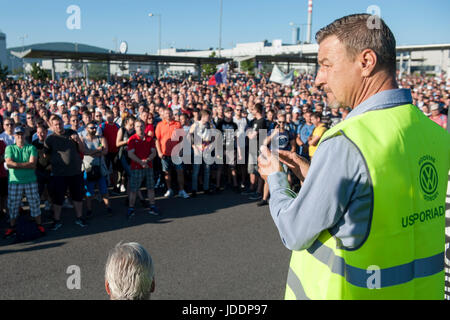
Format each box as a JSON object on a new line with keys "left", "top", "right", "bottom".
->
{"left": 277, "top": 150, "right": 310, "bottom": 182}
{"left": 257, "top": 146, "right": 282, "bottom": 182}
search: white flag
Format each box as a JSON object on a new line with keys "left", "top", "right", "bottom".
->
{"left": 269, "top": 65, "right": 294, "bottom": 86}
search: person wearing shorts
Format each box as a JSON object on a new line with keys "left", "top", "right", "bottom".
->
{"left": 215, "top": 107, "right": 239, "bottom": 193}
{"left": 44, "top": 115, "right": 87, "bottom": 230}
{"left": 4, "top": 126, "right": 45, "bottom": 238}
{"left": 127, "top": 120, "right": 159, "bottom": 218}
{"left": 155, "top": 108, "right": 189, "bottom": 199}
{"left": 82, "top": 121, "right": 112, "bottom": 218}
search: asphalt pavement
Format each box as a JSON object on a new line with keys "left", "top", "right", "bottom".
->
{"left": 0, "top": 188, "right": 290, "bottom": 300}
{"left": 2, "top": 175, "right": 448, "bottom": 300}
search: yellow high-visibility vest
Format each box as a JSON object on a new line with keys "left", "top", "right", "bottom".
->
{"left": 286, "top": 104, "right": 450, "bottom": 300}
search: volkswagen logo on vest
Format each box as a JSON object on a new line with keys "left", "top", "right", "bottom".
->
{"left": 418, "top": 155, "right": 439, "bottom": 201}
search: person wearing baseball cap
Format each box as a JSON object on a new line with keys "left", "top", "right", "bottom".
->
{"left": 70, "top": 106, "right": 79, "bottom": 117}
{"left": 56, "top": 100, "right": 66, "bottom": 117}
{"left": 429, "top": 103, "right": 447, "bottom": 129}
{"left": 3, "top": 125, "right": 45, "bottom": 238}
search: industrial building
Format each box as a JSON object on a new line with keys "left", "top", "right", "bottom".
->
{"left": 0, "top": 0, "right": 449, "bottom": 82}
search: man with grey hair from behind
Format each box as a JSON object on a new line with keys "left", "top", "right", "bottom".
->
{"left": 105, "top": 242, "right": 155, "bottom": 300}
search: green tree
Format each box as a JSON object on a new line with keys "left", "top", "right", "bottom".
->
{"left": 240, "top": 59, "right": 255, "bottom": 76}
{"left": 30, "top": 63, "right": 50, "bottom": 80}
{"left": 0, "top": 63, "right": 8, "bottom": 80}
{"left": 202, "top": 51, "right": 217, "bottom": 78}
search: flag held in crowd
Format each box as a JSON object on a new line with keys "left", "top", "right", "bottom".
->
{"left": 208, "top": 63, "right": 228, "bottom": 86}
{"left": 269, "top": 65, "right": 294, "bottom": 86}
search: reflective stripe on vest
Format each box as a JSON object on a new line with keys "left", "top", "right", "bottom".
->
{"left": 307, "top": 240, "right": 443, "bottom": 288}
{"left": 286, "top": 267, "right": 310, "bottom": 300}
{"left": 285, "top": 104, "right": 450, "bottom": 300}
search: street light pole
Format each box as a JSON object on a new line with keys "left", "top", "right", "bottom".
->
{"left": 148, "top": 13, "right": 161, "bottom": 55}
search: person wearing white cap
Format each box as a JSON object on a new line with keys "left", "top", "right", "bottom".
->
{"left": 55, "top": 100, "right": 66, "bottom": 117}
{"left": 429, "top": 103, "right": 447, "bottom": 130}
{"left": 10, "top": 112, "right": 21, "bottom": 125}
{"left": 48, "top": 100, "right": 58, "bottom": 114}
{"left": 292, "top": 107, "right": 301, "bottom": 127}
{"left": 70, "top": 106, "right": 79, "bottom": 117}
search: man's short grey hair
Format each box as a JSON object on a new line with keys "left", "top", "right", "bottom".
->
{"left": 105, "top": 242, "right": 154, "bottom": 300}
{"left": 316, "top": 13, "right": 396, "bottom": 75}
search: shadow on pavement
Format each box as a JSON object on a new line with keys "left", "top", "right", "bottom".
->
{"left": 0, "top": 187, "right": 258, "bottom": 249}
{"left": 0, "top": 241, "right": 66, "bottom": 255}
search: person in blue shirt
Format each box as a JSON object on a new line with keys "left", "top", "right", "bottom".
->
{"left": 258, "top": 111, "right": 296, "bottom": 207}
{"left": 295, "top": 110, "right": 315, "bottom": 160}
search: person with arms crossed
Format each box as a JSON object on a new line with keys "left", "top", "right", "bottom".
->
{"left": 155, "top": 108, "right": 189, "bottom": 199}
{"left": 127, "top": 120, "right": 159, "bottom": 218}
{"left": 44, "top": 115, "right": 87, "bottom": 230}
{"left": 4, "top": 126, "right": 45, "bottom": 238}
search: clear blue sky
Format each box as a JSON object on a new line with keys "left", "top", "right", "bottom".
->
{"left": 0, "top": 0, "right": 449, "bottom": 54}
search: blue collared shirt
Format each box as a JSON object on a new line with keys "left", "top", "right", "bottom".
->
{"left": 267, "top": 89, "right": 413, "bottom": 250}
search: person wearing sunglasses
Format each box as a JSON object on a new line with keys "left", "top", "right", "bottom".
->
{"left": 0, "top": 118, "right": 16, "bottom": 146}
{"left": 82, "top": 121, "right": 112, "bottom": 218}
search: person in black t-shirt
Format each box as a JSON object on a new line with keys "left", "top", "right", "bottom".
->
{"left": 329, "top": 106, "right": 342, "bottom": 128}
{"left": 32, "top": 125, "right": 51, "bottom": 210}
{"left": 44, "top": 115, "right": 87, "bottom": 230}
{"left": 24, "top": 111, "right": 37, "bottom": 144}
{"left": 215, "top": 107, "right": 239, "bottom": 193}
{"left": 243, "top": 103, "right": 267, "bottom": 201}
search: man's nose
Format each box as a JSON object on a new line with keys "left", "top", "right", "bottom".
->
{"left": 315, "top": 67, "right": 326, "bottom": 89}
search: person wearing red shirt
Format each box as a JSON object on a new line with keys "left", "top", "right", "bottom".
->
{"left": 101, "top": 110, "right": 120, "bottom": 193}
{"left": 139, "top": 107, "right": 155, "bottom": 139}
{"left": 155, "top": 108, "right": 189, "bottom": 199}
{"left": 127, "top": 120, "right": 159, "bottom": 218}
{"left": 180, "top": 104, "right": 193, "bottom": 118}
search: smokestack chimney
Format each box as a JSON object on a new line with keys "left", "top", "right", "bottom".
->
{"left": 306, "top": 0, "right": 313, "bottom": 43}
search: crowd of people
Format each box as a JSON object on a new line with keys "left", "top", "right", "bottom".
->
{"left": 0, "top": 71, "right": 448, "bottom": 238}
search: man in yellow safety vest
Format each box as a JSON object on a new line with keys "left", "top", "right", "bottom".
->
{"left": 258, "top": 13, "right": 450, "bottom": 300}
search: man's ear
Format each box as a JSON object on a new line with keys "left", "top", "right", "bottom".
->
{"left": 105, "top": 280, "right": 111, "bottom": 297}
{"left": 359, "top": 49, "right": 378, "bottom": 77}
